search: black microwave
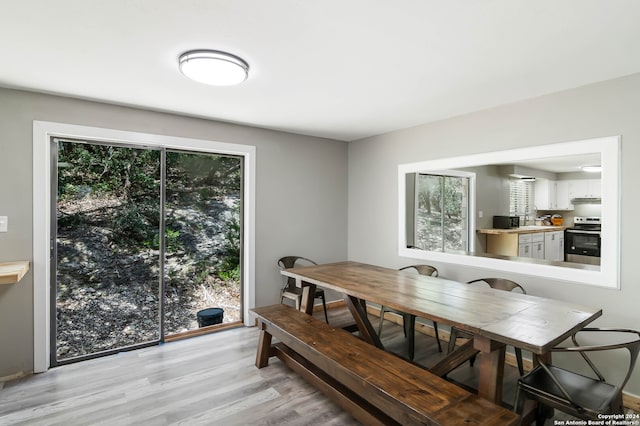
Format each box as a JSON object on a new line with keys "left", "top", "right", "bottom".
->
{"left": 493, "top": 216, "right": 520, "bottom": 229}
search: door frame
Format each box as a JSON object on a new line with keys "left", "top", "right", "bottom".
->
{"left": 33, "top": 120, "right": 256, "bottom": 373}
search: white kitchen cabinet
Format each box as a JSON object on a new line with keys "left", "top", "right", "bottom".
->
{"left": 569, "top": 179, "right": 601, "bottom": 199}
{"left": 544, "top": 231, "right": 564, "bottom": 261}
{"left": 535, "top": 179, "right": 573, "bottom": 210}
{"left": 589, "top": 179, "right": 601, "bottom": 197}
{"left": 555, "top": 181, "right": 573, "bottom": 210}
{"left": 531, "top": 233, "right": 545, "bottom": 259}
{"left": 518, "top": 233, "right": 544, "bottom": 258}
{"left": 534, "top": 179, "right": 555, "bottom": 210}
{"left": 518, "top": 234, "right": 532, "bottom": 257}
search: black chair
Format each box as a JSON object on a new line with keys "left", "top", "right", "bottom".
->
{"left": 447, "top": 278, "right": 527, "bottom": 375}
{"left": 377, "top": 265, "right": 442, "bottom": 360}
{"left": 277, "top": 256, "right": 328, "bottom": 323}
{"left": 514, "top": 328, "right": 640, "bottom": 425}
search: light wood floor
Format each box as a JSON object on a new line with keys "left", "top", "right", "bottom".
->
{"left": 0, "top": 306, "right": 574, "bottom": 425}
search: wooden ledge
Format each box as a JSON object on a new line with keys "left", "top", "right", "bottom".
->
{"left": 0, "top": 261, "right": 30, "bottom": 285}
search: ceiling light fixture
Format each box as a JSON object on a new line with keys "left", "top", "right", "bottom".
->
{"left": 581, "top": 165, "right": 602, "bottom": 173}
{"left": 179, "top": 50, "right": 249, "bottom": 86}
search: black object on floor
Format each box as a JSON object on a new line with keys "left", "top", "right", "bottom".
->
{"left": 197, "top": 308, "right": 224, "bottom": 327}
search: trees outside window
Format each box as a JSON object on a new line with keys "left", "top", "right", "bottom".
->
{"left": 414, "top": 172, "right": 472, "bottom": 252}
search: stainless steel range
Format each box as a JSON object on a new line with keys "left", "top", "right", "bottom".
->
{"left": 565, "top": 216, "right": 601, "bottom": 265}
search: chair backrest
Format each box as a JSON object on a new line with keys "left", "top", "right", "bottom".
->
{"left": 277, "top": 256, "right": 317, "bottom": 291}
{"left": 399, "top": 264, "right": 438, "bottom": 277}
{"left": 560, "top": 328, "right": 640, "bottom": 393}
{"left": 467, "top": 278, "right": 526, "bottom": 294}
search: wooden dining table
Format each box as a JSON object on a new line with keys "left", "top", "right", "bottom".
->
{"left": 280, "top": 261, "right": 602, "bottom": 405}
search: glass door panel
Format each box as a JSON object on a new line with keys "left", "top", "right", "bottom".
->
{"left": 53, "top": 140, "right": 161, "bottom": 364}
{"left": 443, "top": 176, "right": 469, "bottom": 252}
{"left": 416, "top": 174, "right": 445, "bottom": 251}
{"left": 163, "top": 151, "right": 242, "bottom": 336}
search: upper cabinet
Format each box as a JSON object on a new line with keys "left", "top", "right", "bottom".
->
{"left": 534, "top": 178, "right": 554, "bottom": 210}
{"left": 569, "top": 179, "right": 601, "bottom": 199}
{"left": 535, "top": 178, "right": 601, "bottom": 210}
{"left": 534, "top": 179, "right": 573, "bottom": 211}
{"left": 555, "top": 181, "right": 573, "bottom": 210}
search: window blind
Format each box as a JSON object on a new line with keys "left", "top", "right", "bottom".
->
{"left": 509, "top": 179, "right": 533, "bottom": 215}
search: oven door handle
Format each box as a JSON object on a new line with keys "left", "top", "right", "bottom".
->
{"left": 566, "top": 229, "right": 601, "bottom": 235}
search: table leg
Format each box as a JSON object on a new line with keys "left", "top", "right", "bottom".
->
{"left": 474, "top": 335, "right": 506, "bottom": 404}
{"left": 404, "top": 314, "right": 416, "bottom": 361}
{"left": 299, "top": 279, "right": 316, "bottom": 315}
{"left": 533, "top": 352, "right": 551, "bottom": 367}
{"left": 344, "top": 295, "right": 384, "bottom": 350}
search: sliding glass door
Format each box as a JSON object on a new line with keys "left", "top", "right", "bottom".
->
{"left": 51, "top": 139, "right": 242, "bottom": 365}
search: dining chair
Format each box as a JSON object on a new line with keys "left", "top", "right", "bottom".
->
{"left": 277, "top": 256, "right": 328, "bottom": 323}
{"left": 377, "top": 264, "right": 442, "bottom": 360}
{"left": 447, "top": 278, "right": 527, "bottom": 375}
{"left": 514, "top": 328, "right": 640, "bottom": 425}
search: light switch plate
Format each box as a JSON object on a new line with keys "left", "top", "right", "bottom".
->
{"left": 0, "top": 216, "right": 8, "bottom": 232}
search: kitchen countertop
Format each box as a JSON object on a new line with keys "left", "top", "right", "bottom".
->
{"left": 477, "top": 225, "right": 569, "bottom": 235}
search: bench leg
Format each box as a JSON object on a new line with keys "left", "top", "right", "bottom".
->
{"left": 256, "top": 324, "right": 273, "bottom": 368}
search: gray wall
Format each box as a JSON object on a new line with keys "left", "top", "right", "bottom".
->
{"left": 0, "top": 87, "right": 348, "bottom": 378}
{"left": 463, "top": 165, "right": 510, "bottom": 253}
{"left": 348, "top": 73, "right": 640, "bottom": 396}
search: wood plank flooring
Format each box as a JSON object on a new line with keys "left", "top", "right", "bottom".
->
{"left": 0, "top": 306, "right": 592, "bottom": 425}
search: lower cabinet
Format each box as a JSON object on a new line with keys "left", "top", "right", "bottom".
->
{"left": 518, "top": 234, "right": 532, "bottom": 257}
{"left": 532, "top": 233, "right": 545, "bottom": 259}
{"left": 486, "top": 231, "right": 563, "bottom": 260}
{"left": 544, "top": 231, "right": 564, "bottom": 261}
{"left": 518, "top": 233, "right": 544, "bottom": 259}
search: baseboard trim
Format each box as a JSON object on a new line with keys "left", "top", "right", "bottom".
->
{"left": 0, "top": 370, "right": 30, "bottom": 384}
{"left": 624, "top": 393, "right": 640, "bottom": 413}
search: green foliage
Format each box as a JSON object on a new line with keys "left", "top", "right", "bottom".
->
{"left": 151, "top": 227, "right": 181, "bottom": 251}
{"left": 165, "top": 151, "right": 241, "bottom": 202}
{"left": 218, "top": 265, "right": 240, "bottom": 281}
{"left": 218, "top": 205, "right": 241, "bottom": 282}
{"left": 58, "top": 141, "right": 161, "bottom": 202}
{"left": 442, "top": 177, "right": 463, "bottom": 218}
{"left": 57, "top": 141, "right": 242, "bottom": 279}
{"left": 417, "top": 174, "right": 464, "bottom": 218}
{"left": 112, "top": 205, "right": 156, "bottom": 247}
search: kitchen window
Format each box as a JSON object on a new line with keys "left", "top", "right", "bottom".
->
{"left": 410, "top": 171, "right": 473, "bottom": 252}
{"left": 509, "top": 178, "right": 534, "bottom": 216}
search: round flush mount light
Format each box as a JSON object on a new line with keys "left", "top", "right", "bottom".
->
{"left": 581, "top": 165, "right": 602, "bottom": 173}
{"left": 179, "top": 50, "right": 249, "bottom": 86}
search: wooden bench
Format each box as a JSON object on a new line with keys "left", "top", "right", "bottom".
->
{"left": 252, "top": 304, "right": 520, "bottom": 426}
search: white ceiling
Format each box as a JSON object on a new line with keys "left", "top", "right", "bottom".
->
{"left": 506, "top": 153, "right": 602, "bottom": 174}
{"left": 2, "top": 1, "right": 640, "bottom": 142}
